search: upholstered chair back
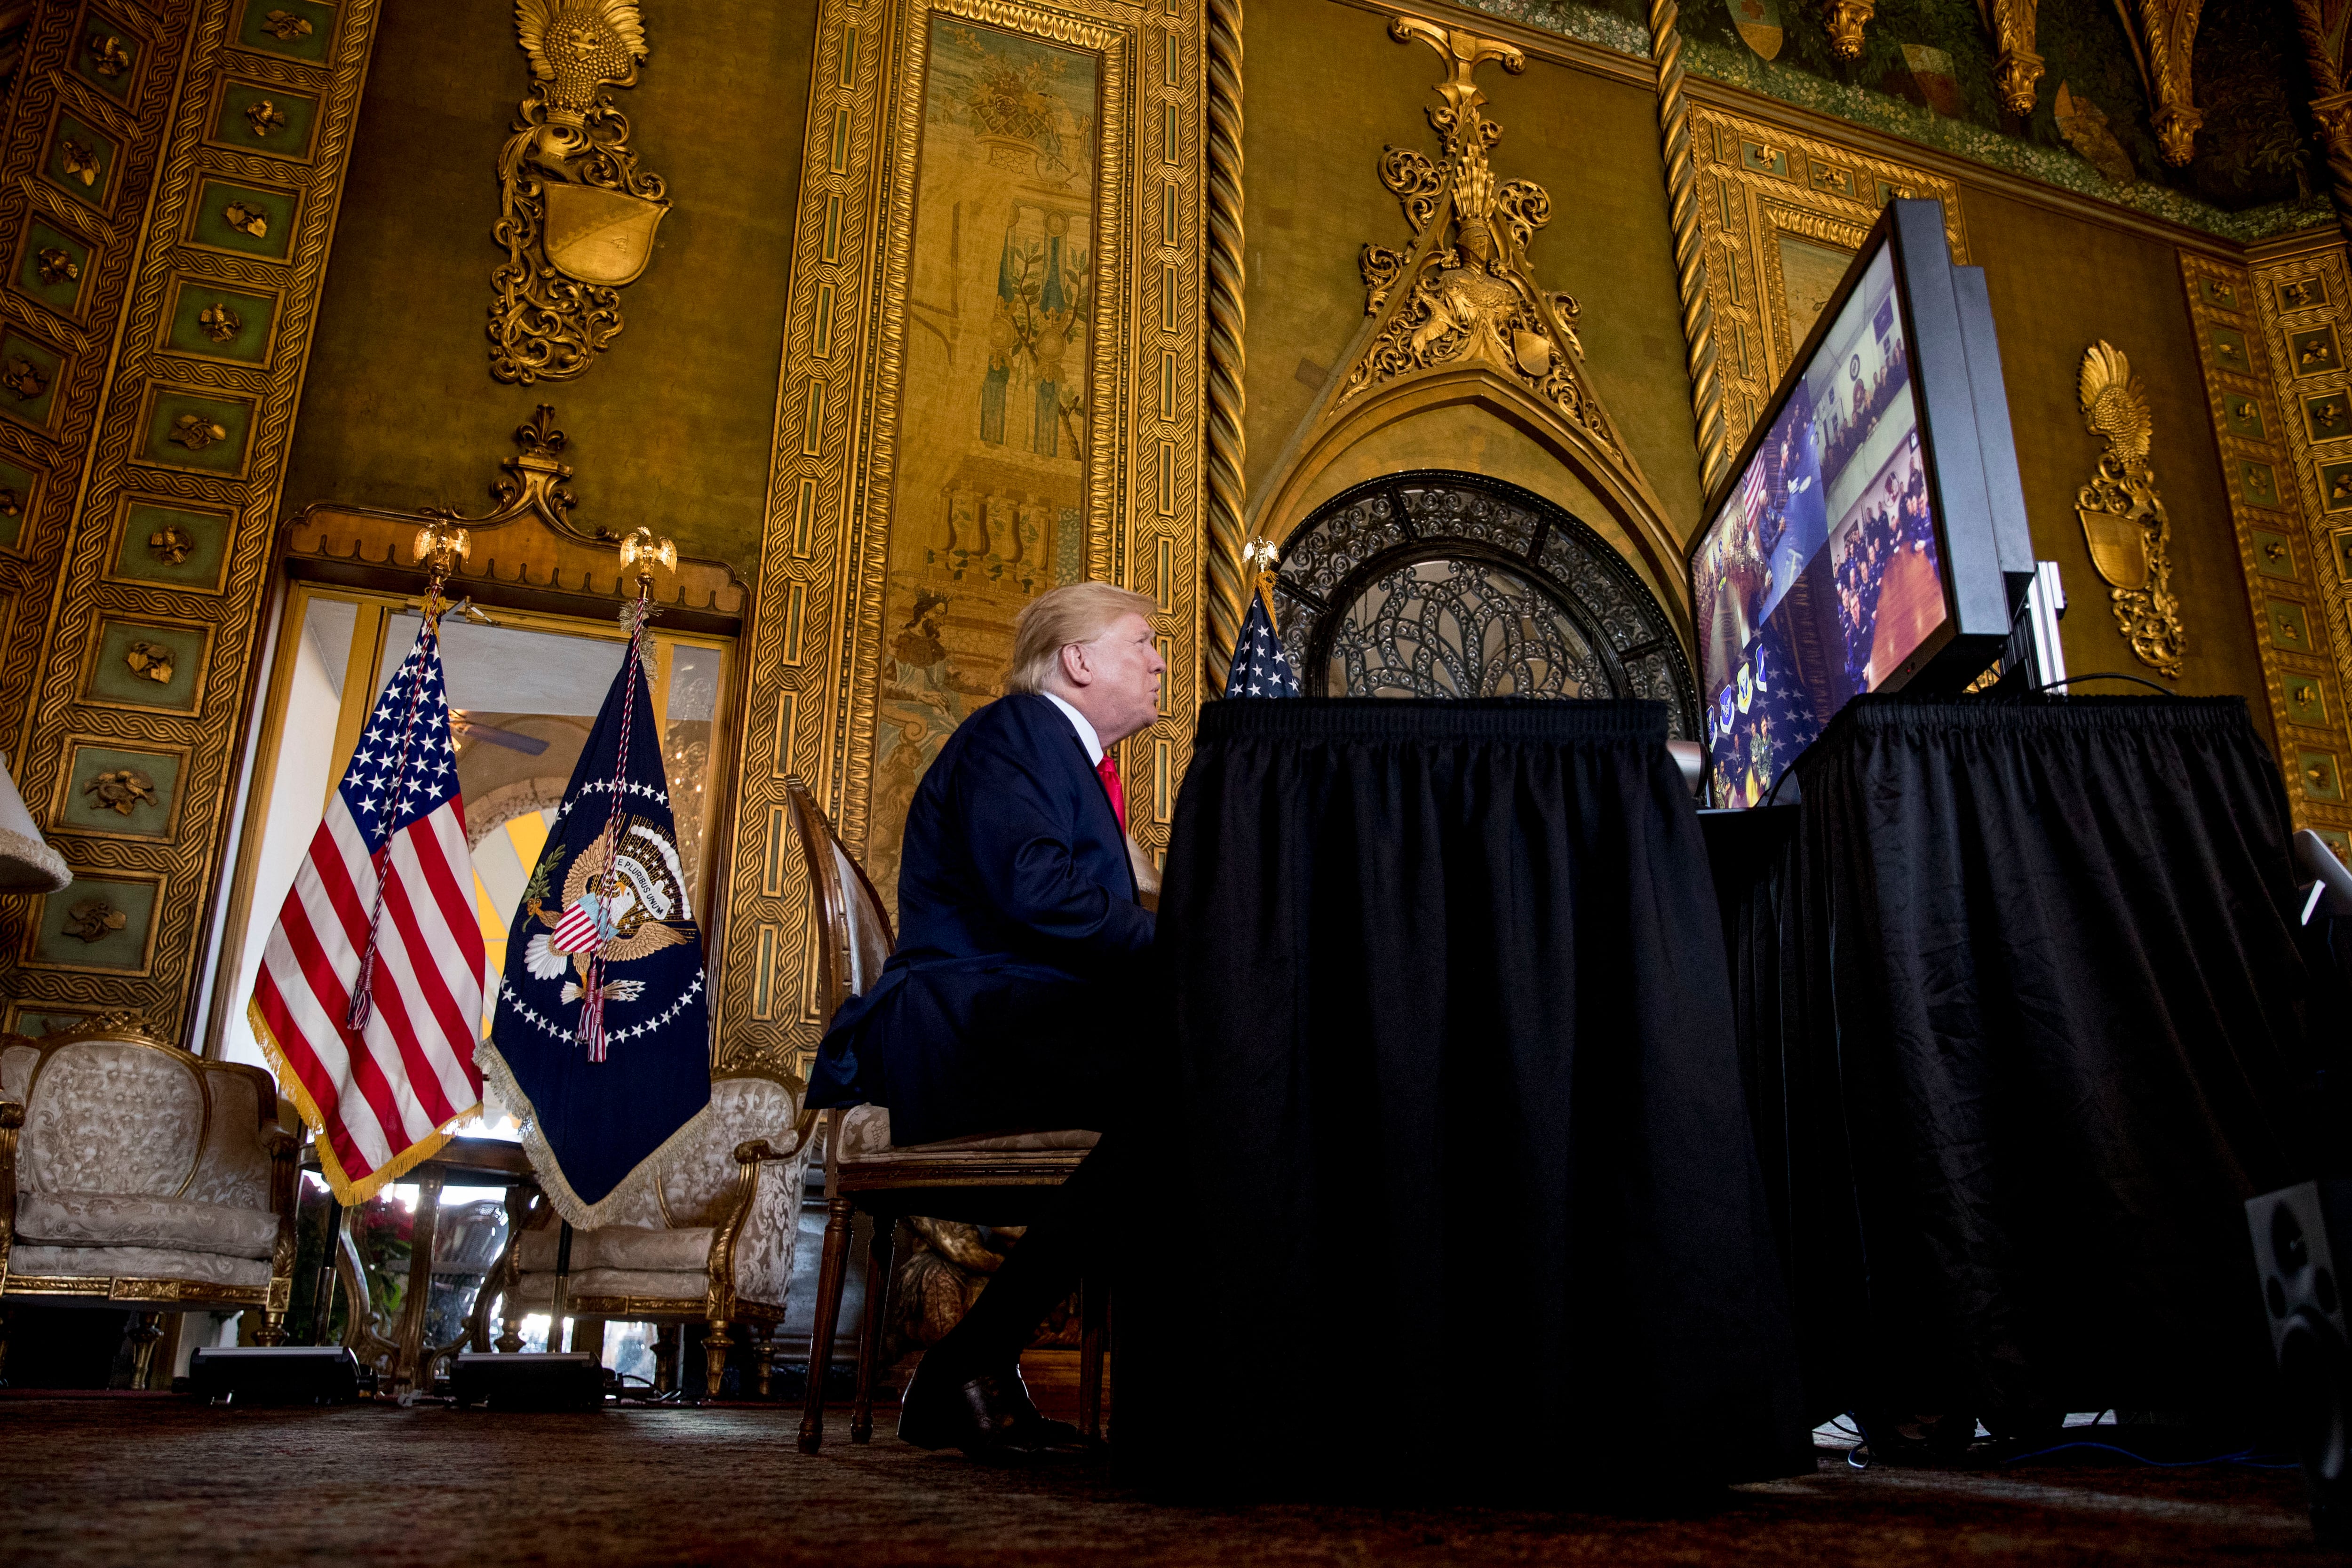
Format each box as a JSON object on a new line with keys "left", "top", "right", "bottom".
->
{"left": 21, "top": 1037, "right": 209, "bottom": 1196}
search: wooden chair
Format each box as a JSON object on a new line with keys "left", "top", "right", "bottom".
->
{"left": 785, "top": 775, "right": 1108, "bottom": 1455}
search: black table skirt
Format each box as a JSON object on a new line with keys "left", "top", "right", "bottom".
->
{"left": 1710, "top": 694, "right": 2320, "bottom": 1426}
{"left": 1119, "top": 699, "right": 1812, "bottom": 1495}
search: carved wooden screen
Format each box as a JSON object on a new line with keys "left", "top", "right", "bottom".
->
{"left": 1271, "top": 471, "right": 1699, "bottom": 739}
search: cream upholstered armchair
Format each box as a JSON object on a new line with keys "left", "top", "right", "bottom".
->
{"left": 0, "top": 1019, "right": 301, "bottom": 1382}
{"left": 783, "top": 776, "right": 1107, "bottom": 1456}
{"left": 478, "top": 1068, "right": 816, "bottom": 1399}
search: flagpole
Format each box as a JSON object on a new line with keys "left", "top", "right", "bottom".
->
{"left": 346, "top": 518, "right": 471, "bottom": 1033}
{"left": 572, "top": 528, "right": 678, "bottom": 1064}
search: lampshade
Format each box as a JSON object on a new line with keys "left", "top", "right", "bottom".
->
{"left": 0, "top": 755, "right": 70, "bottom": 894}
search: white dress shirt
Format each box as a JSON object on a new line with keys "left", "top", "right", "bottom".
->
{"left": 1042, "top": 691, "right": 1104, "bottom": 766}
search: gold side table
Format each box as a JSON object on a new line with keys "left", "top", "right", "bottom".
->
{"left": 300, "top": 1136, "right": 540, "bottom": 1399}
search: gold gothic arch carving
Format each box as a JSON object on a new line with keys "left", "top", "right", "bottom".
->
{"left": 1249, "top": 16, "right": 1694, "bottom": 649}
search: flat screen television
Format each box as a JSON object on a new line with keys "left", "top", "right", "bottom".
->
{"left": 1688, "top": 199, "right": 2021, "bottom": 807}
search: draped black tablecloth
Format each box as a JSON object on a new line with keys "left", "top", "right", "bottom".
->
{"left": 1717, "top": 694, "right": 2320, "bottom": 1428}
{"left": 1119, "top": 699, "right": 1812, "bottom": 1496}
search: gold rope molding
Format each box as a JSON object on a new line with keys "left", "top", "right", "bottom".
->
{"left": 1646, "top": 0, "right": 1730, "bottom": 498}
{"left": 1203, "top": 0, "right": 1248, "bottom": 676}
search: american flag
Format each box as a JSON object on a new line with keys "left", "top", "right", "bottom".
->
{"left": 1224, "top": 591, "right": 1302, "bottom": 698}
{"left": 1740, "top": 455, "right": 1768, "bottom": 541}
{"left": 248, "top": 620, "right": 485, "bottom": 1205}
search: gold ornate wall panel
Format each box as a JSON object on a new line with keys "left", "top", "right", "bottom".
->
{"left": 0, "top": 0, "right": 382, "bottom": 1041}
{"left": 716, "top": 0, "right": 1206, "bottom": 1080}
{"left": 1686, "top": 103, "right": 1966, "bottom": 469}
{"left": 2182, "top": 239, "right": 2352, "bottom": 845}
{"left": 0, "top": 1, "right": 202, "bottom": 776}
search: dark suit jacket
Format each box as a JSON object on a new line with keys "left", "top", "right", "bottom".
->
{"left": 808, "top": 692, "right": 1152, "bottom": 1143}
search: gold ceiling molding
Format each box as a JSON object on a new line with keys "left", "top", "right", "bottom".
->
{"left": 1335, "top": 18, "right": 1621, "bottom": 454}
{"left": 2074, "top": 342, "right": 2184, "bottom": 677}
{"left": 2290, "top": 0, "right": 2352, "bottom": 242}
{"left": 489, "top": 0, "right": 671, "bottom": 385}
{"left": 2179, "top": 249, "right": 2352, "bottom": 843}
{"left": 1203, "top": 0, "right": 1248, "bottom": 672}
{"left": 1647, "top": 0, "right": 1729, "bottom": 495}
{"left": 2113, "top": 0, "right": 2205, "bottom": 166}
{"left": 1685, "top": 103, "right": 1964, "bottom": 461}
{"left": 1823, "top": 0, "right": 1874, "bottom": 61}
{"left": 1977, "top": 0, "right": 2044, "bottom": 116}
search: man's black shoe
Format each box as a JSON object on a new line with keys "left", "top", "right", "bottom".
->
{"left": 897, "top": 1352, "right": 1100, "bottom": 1466}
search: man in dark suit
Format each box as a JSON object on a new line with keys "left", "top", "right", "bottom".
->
{"left": 809, "top": 580, "right": 1165, "bottom": 1464}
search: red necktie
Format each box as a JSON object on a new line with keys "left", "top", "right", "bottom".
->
{"left": 1096, "top": 754, "right": 1126, "bottom": 834}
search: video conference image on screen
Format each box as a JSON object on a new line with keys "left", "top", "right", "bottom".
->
{"left": 1692, "top": 244, "right": 1948, "bottom": 807}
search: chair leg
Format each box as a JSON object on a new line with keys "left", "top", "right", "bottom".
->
{"left": 703, "top": 1318, "right": 732, "bottom": 1401}
{"left": 125, "top": 1312, "right": 164, "bottom": 1389}
{"left": 652, "top": 1323, "right": 678, "bottom": 1395}
{"left": 1079, "top": 1278, "right": 1108, "bottom": 1440}
{"left": 850, "top": 1216, "right": 897, "bottom": 1444}
{"left": 797, "top": 1194, "right": 854, "bottom": 1455}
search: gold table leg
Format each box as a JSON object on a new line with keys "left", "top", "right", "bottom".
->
{"left": 390, "top": 1169, "right": 445, "bottom": 1399}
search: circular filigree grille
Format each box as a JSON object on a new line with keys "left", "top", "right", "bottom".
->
{"left": 1273, "top": 470, "right": 1697, "bottom": 737}
{"left": 1328, "top": 557, "right": 1604, "bottom": 700}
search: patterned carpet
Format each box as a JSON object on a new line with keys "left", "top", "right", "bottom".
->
{"left": 0, "top": 1393, "right": 2329, "bottom": 1567}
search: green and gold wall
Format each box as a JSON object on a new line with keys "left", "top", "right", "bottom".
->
{"left": 0, "top": 0, "right": 2342, "bottom": 1061}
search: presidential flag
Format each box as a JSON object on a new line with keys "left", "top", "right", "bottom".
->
{"left": 1223, "top": 589, "right": 1302, "bottom": 698}
{"left": 250, "top": 618, "right": 485, "bottom": 1204}
{"left": 476, "top": 626, "right": 710, "bottom": 1228}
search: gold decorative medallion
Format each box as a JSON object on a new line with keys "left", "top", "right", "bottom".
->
{"left": 58, "top": 139, "right": 99, "bottom": 187}
{"left": 147, "top": 524, "right": 195, "bottom": 564}
{"left": 34, "top": 247, "right": 77, "bottom": 286}
{"left": 197, "top": 303, "right": 242, "bottom": 342}
{"left": 260, "top": 9, "right": 313, "bottom": 40}
{"left": 489, "top": 0, "right": 670, "bottom": 384}
{"left": 222, "top": 200, "right": 269, "bottom": 239}
{"left": 2074, "top": 340, "right": 2184, "bottom": 676}
{"left": 123, "top": 640, "right": 175, "bottom": 684}
{"left": 1337, "top": 19, "right": 1615, "bottom": 453}
{"left": 169, "top": 412, "right": 226, "bottom": 449}
{"left": 84, "top": 769, "right": 159, "bottom": 816}
{"left": 2, "top": 358, "right": 46, "bottom": 401}
{"left": 64, "top": 899, "right": 127, "bottom": 942}
{"left": 84, "top": 32, "right": 131, "bottom": 79}
{"left": 244, "top": 100, "right": 287, "bottom": 139}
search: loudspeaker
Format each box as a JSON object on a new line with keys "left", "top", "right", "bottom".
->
{"left": 2248, "top": 1180, "right": 2352, "bottom": 1545}
{"left": 187, "top": 1345, "right": 360, "bottom": 1406}
{"left": 448, "top": 1352, "right": 609, "bottom": 1411}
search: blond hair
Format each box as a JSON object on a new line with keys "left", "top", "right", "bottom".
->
{"left": 1005, "top": 581, "right": 1157, "bottom": 695}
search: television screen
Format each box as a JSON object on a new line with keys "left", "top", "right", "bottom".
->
{"left": 1692, "top": 234, "right": 1949, "bottom": 806}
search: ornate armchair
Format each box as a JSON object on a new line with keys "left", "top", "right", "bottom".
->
{"left": 0, "top": 1019, "right": 301, "bottom": 1382}
{"left": 784, "top": 776, "right": 1107, "bottom": 1455}
{"left": 476, "top": 1068, "right": 815, "bottom": 1400}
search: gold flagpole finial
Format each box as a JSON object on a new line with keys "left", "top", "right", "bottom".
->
{"left": 411, "top": 513, "right": 471, "bottom": 623}
{"left": 1243, "top": 537, "right": 1281, "bottom": 620}
{"left": 617, "top": 526, "right": 676, "bottom": 594}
